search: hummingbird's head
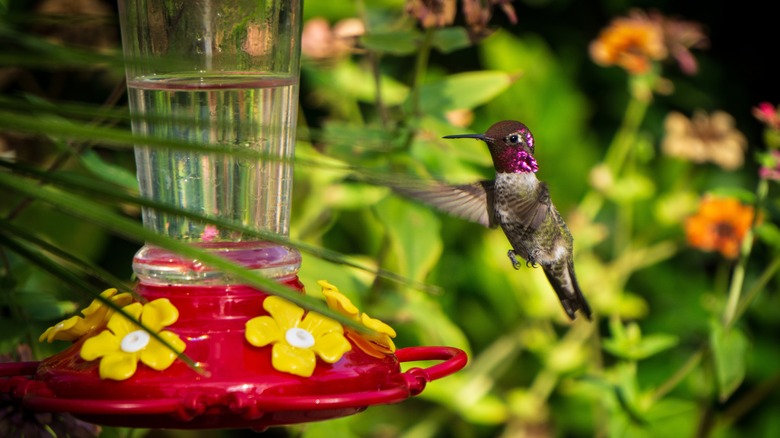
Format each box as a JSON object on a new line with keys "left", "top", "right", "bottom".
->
{"left": 443, "top": 120, "right": 538, "bottom": 174}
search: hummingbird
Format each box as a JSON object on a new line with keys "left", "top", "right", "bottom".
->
{"left": 393, "top": 120, "right": 591, "bottom": 320}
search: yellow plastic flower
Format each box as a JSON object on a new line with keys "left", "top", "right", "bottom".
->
{"left": 245, "top": 296, "right": 351, "bottom": 377}
{"left": 39, "top": 288, "right": 135, "bottom": 343}
{"left": 319, "top": 280, "right": 396, "bottom": 358}
{"left": 80, "top": 299, "right": 186, "bottom": 381}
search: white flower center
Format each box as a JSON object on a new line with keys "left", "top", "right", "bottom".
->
{"left": 285, "top": 327, "right": 315, "bottom": 349}
{"left": 120, "top": 330, "right": 151, "bottom": 353}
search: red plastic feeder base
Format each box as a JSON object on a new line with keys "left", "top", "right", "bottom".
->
{"left": 0, "top": 278, "right": 467, "bottom": 430}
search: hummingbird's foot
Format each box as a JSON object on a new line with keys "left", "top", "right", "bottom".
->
{"left": 507, "top": 250, "right": 522, "bottom": 270}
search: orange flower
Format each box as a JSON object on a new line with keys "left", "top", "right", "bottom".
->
{"left": 589, "top": 12, "right": 666, "bottom": 74}
{"left": 590, "top": 9, "right": 707, "bottom": 76}
{"left": 685, "top": 197, "right": 756, "bottom": 259}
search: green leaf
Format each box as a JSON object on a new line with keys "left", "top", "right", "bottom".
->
{"left": 710, "top": 320, "right": 749, "bottom": 401}
{"left": 402, "top": 288, "right": 472, "bottom": 351}
{"left": 633, "top": 334, "right": 679, "bottom": 359}
{"left": 707, "top": 187, "right": 756, "bottom": 204}
{"left": 603, "top": 319, "right": 678, "bottom": 361}
{"left": 323, "top": 182, "right": 389, "bottom": 210}
{"left": 319, "top": 121, "right": 402, "bottom": 159}
{"left": 610, "top": 397, "right": 698, "bottom": 438}
{"left": 373, "top": 195, "right": 443, "bottom": 282}
{"left": 756, "top": 222, "right": 780, "bottom": 249}
{"left": 299, "top": 417, "right": 362, "bottom": 438}
{"left": 80, "top": 150, "right": 139, "bottom": 190}
{"left": 417, "top": 71, "right": 514, "bottom": 115}
{"left": 606, "top": 173, "right": 656, "bottom": 203}
{"left": 361, "top": 30, "right": 420, "bottom": 55}
{"left": 329, "top": 61, "right": 410, "bottom": 105}
{"left": 13, "top": 290, "right": 77, "bottom": 321}
{"left": 432, "top": 27, "right": 472, "bottom": 53}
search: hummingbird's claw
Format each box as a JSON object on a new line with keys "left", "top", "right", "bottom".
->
{"left": 508, "top": 249, "right": 537, "bottom": 269}
{"left": 507, "top": 250, "right": 522, "bottom": 270}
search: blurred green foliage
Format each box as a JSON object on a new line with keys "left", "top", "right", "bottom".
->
{"left": 2, "top": 0, "right": 780, "bottom": 437}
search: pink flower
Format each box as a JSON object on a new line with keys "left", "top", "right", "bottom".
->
{"left": 201, "top": 225, "right": 219, "bottom": 241}
{"left": 759, "top": 150, "right": 780, "bottom": 181}
{"left": 753, "top": 102, "right": 780, "bottom": 130}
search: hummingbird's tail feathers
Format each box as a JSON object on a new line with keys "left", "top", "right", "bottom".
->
{"left": 543, "top": 262, "right": 592, "bottom": 321}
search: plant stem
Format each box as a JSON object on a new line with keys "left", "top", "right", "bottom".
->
{"left": 578, "top": 84, "right": 650, "bottom": 222}
{"left": 410, "top": 28, "right": 435, "bottom": 119}
{"left": 722, "top": 178, "right": 768, "bottom": 328}
{"left": 370, "top": 52, "right": 390, "bottom": 129}
{"left": 399, "top": 28, "right": 435, "bottom": 152}
{"left": 529, "top": 369, "right": 559, "bottom": 402}
{"left": 355, "top": 0, "right": 390, "bottom": 130}
{"left": 652, "top": 348, "right": 704, "bottom": 402}
{"left": 604, "top": 94, "right": 649, "bottom": 173}
{"left": 733, "top": 256, "right": 780, "bottom": 321}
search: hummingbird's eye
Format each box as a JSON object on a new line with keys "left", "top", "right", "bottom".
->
{"left": 507, "top": 134, "right": 520, "bottom": 144}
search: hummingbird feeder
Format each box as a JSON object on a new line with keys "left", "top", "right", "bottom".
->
{"left": 0, "top": 0, "right": 466, "bottom": 431}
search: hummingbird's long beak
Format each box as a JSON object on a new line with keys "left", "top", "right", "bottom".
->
{"left": 442, "top": 133, "right": 489, "bottom": 141}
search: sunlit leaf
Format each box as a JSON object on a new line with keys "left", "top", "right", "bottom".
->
{"left": 417, "top": 71, "right": 515, "bottom": 115}
{"left": 603, "top": 319, "right": 678, "bottom": 361}
{"left": 610, "top": 397, "right": 698, "bottom": 437}
{"left": 402, "top": 289, "right": 472, "bottom": 352}
{"left": 322, "top": 182, "right": 389, "bottom": 209}
{"left": 605, "top": 173, "right": 656, "bottom": 203}
{"left": 653, "top": 191, "right": 699, "bottom": 226}
{"left": 373, "top": 195, "right": 443, "bottom": 282}
{"left": 299, "top": 417, "right": 361, "bottom": 438}
{"left": 329, "top": 61, "right": 410, "bottom": 105}
{"left": 642, "top": 399, "right": 699, "bottom": 437}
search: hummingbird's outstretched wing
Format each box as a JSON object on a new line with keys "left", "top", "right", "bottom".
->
{"left": 391, "top": 180, "right": 497, "bottom": 228}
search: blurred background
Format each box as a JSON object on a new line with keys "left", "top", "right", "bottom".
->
{"left": 2, "top": 0, "right": 779, "bottom": 437}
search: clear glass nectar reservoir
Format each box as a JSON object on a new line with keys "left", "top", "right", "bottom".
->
{"left": 118, "top": 0, "right": 303, "bottom": 284}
